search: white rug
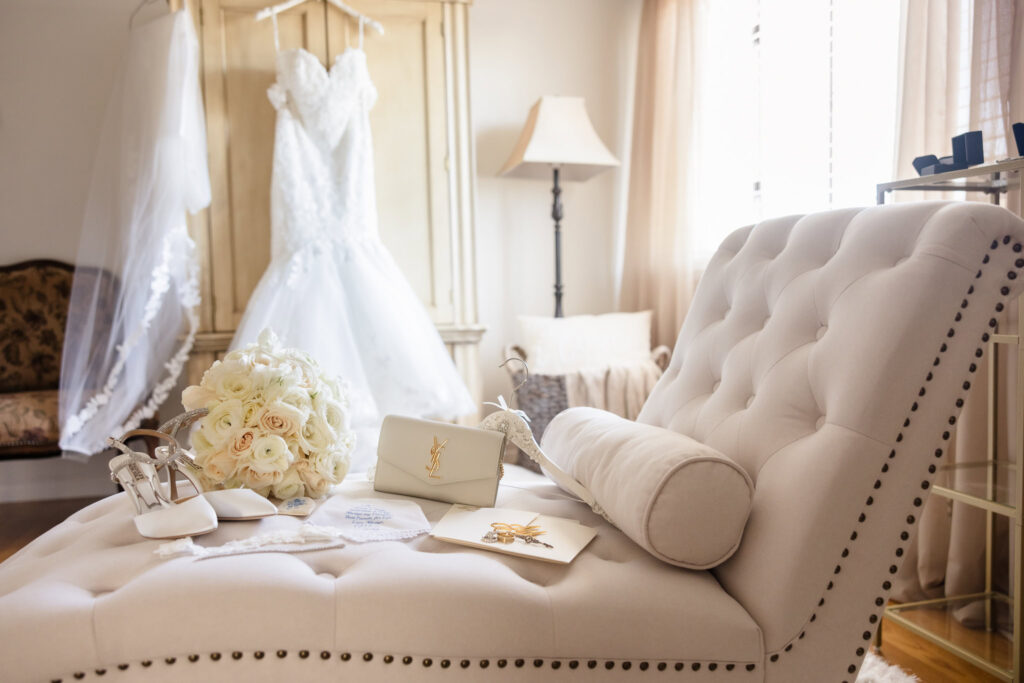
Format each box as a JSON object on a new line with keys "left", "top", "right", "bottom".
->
{"left": 857, "top": 651, "right": 919, "bottom": 682}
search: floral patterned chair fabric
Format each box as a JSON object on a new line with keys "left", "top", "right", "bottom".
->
{"left": 0, "top": 261, "right": 116, "bottom": 459}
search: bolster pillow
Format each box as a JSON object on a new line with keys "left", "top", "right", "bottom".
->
{"left": 541, "top": 407, "right": 754, "bottom": 569}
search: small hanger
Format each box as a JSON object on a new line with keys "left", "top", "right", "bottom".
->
{"left": 255, "top": 0, "right": 384, "bottom": 36}
{"left": 129, "top": 0, "right": 166, "bottom": 28}
{"left": 499, "top": 357, "right": 530, "bottom": 393}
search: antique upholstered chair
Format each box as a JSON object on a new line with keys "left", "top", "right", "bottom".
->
{"left": 0, "top": 260, "right": 77, "bottom": 458}
{"left": 1, "top": 201, "right": 1023, "bottom": 682}
{"left": 0, "top": 260, "right": 133, "bottom": 460}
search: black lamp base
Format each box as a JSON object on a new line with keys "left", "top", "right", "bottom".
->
{"left": 551, "top": 166, "right": 564, "bottom": 318}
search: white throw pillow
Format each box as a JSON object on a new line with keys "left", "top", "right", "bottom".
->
{"left": 541, "top": 407, "right": 754, "bottom": 569}
{"left": 518, "top": 311, "right": 652, "bottom": 374}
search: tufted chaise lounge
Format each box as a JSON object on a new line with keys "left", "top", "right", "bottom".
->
{"left": 1, "top": 201, "right": 1023, "bottom": 682}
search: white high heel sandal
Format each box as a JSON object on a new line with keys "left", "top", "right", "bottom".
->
{"left": 155, "top": 412, "right": 278, "bottom": 521}
{"left": 108, "top": 432, "right": 219, "bottom": 540}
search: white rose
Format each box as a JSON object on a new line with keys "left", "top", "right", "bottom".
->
{"left": 201, "top": 399, "right": 244, "bottom": 449}
{"left": 217, "top": 364, "right": 256, "bottom": 401}
{"left": 242, "top": 400, "right": 262, "bottom": 428}
{"left": 298, "top": 415, "right": 332, "bottom": 453}
{"left": 277, "top": 386, "right": 313, "bottom": 417}
{"left": 246, "top": 434, "right": 293, "bottom": 474}
{"left": 315, "top": 397, "right": 349, "bottom": 436}
{"left": 229, "top": 429, "right": 257, "bottom": 458}
{"left": 182, "top": 384, "right": 218, "bottom": 411}
{"left": 191, "top": 427, "right": 216, "bottom": 460}
{"left": 258, "top": 401, "right": 306, "bottom": 436}
{"left": 271, "top": 467, "right": 306, "bottom": 500}
{"left": 326, "top": 450, "right": 350, "bottom": 484}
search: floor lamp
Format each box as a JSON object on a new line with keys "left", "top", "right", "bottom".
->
{"left": 499, "top": 96, "right": 619, "bottom": 317}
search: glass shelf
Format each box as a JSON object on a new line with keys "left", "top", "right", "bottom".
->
{"left": 935, "top": 459, "right": 1018, "bottom": 511}
{"left": 878, "top": 159, "right": 1023, "bottom": 682}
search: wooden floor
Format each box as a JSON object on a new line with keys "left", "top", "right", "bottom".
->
{"left": 0, "top": 496, "right": 101, "bottom": 563}
{"left": 0, "top": 497, "right": 1013, "bottom": 682}
{"left": 878, "top": 609, "right": 1007, "bottom": 682}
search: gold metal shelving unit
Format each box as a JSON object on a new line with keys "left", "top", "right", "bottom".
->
{"left": 876, "top": 158, "right": 1024, "bottom": 682}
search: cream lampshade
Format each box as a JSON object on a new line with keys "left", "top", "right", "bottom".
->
{"left": 500, "top": 96, "right": 619, "bottom": 316}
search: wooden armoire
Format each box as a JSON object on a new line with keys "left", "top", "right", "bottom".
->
{"left": 180, "top": 0, "right": 483, "bottom": 416}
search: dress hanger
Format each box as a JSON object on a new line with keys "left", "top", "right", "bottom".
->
{"left": 255, "top": 0, "right": 384, "bottom": 36}
{"left": 129, "top": 0, "right": 168, "bottom": 28}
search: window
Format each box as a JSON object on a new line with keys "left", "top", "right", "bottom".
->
{"left": 689, "top": 0, "right": 901, "bottom": 264}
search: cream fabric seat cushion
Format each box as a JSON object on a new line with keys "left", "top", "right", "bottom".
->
{"left": 542, "top": 407, "right": 753, "bottom": 569}
{"left": 0, "top": 466, "right": 764, "bottom": 682}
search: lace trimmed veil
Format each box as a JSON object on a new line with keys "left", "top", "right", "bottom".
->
{"left": 59, "top": 6, "right": 209, "bottom": 458}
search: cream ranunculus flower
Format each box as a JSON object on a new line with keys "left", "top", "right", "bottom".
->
{"left": 182, "top": 384, "right": 218, "bottom": 411}
{"left": 258, "top": 401, "right": 306, "bottom": 437}
{"left": 271, "top": 467, "right": 306, "bottom": 500}
{"left": 311, "top": 449, "right": 350, "bottom": 485}
{"left": 295, "top": 460, "right": 330, "bottom": 498}
{"left": 236, "top": 465, "right": 281, "bottom": 492}
{"left": 202, "top": 449, "right": 241, "bottom": 485}
{"left": 201, "top": 398, "right": 244, "bottom": 449}
{"left": 246, "top": 434, "right": 293, "bottom": 474}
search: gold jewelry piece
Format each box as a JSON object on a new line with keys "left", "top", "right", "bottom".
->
{"left": 481, "top": 522, "right": 554, "bottom": 549}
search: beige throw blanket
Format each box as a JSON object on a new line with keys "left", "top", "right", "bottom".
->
{"left": 564, "top": 357, "right": 666, "bottom": 420}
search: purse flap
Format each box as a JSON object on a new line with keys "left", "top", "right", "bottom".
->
{"left": 377, "top": 415, "right": 506, "bottom": 486}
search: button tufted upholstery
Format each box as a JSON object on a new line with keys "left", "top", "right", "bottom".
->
{"left": 0, "top": 201, "right": 1022, "bottom": 682}
{"left": 639, "top": 201, "right": 1024, "bottom": 678}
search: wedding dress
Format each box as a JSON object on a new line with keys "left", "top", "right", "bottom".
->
{"left": 59, "top": 6, "right": 209, "bottom": 458}
{"left": 231, "top": 46, "right": 475, "bottom": 468}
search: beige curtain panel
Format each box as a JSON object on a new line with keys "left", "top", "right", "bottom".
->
{"left": 892, "top": 0, "right": 1024, "bottom": 631}
{"left": 619, "top": 0, "right": 699, "bottom": 349}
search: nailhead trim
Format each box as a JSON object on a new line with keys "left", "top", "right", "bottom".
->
{"left": 764, "top": 241, "right": 1020, "bottom": 678}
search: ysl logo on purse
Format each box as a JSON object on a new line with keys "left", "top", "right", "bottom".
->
{"left": 426, "top": 436, "right": 448, "bottom": 479}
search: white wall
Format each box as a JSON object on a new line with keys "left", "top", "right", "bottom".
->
{"left": 0, "top": 0, "right": 142, "bottom": 263}
{"left": 0, "top": 0, "right": 640, "bottom": 500}
{"left": 470, "top": 0, "right": 640, "bottom": 403}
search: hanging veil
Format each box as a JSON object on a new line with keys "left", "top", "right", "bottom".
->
{"left": 59, "top": 6, "right": 210, "bottom": 458}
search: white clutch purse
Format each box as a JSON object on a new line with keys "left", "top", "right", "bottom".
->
{"left": 373, "top": 415, "right": 507, "bottom": 507}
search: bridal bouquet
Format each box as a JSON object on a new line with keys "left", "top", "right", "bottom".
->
{"left": 182, "top": 329, "right": 355, "bottom": 499}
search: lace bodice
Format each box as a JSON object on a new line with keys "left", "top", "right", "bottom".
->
{"left": 267, "top": 48, "right": 380, "bottom": 258}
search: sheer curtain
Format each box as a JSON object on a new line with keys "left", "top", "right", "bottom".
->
{"left": 619, "top": 0, "right": 699, "bottom": 349}
{"left": 892, "top": 0, "right": 1024, "bottom": 630}
{"left": 59, "top": 7, "right": 210, "bottom": 458}
{"left": 620, "top": 0, "right": 899, "bottom": 344}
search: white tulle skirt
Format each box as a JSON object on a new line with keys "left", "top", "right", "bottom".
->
{"left": 231, "top": 236, "right": 476, "bottom": 470}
